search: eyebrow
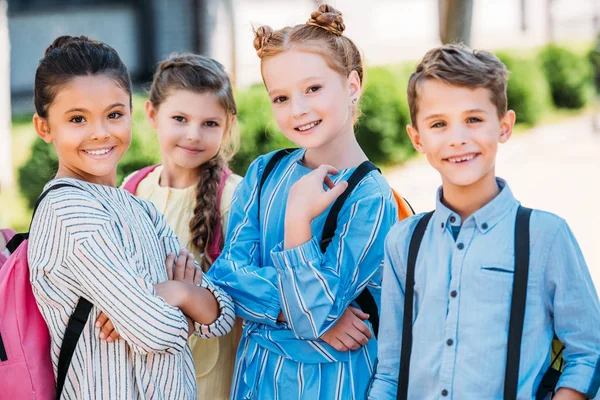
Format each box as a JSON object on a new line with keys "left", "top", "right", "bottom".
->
{"left": 64, "top": 103, "right": 126, "bottom": 115}
{"left": 423, "top": 109, "right": 488, "bottom": 121}
{"left": 267, "top": 76, "right": 324, "bottom": 95}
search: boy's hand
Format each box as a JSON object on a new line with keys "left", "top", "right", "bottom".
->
{"left": 95, "top": 312, "right": 120, "bottom": 342}
{"left": 285, "top": 165, "right": 348, "bottom": 223}
{"left": 321, "top": 306, "right": 372, "bottom": 351}
{"left": 552, "top": 388, "right": 586, "bottom": 400}
{"left": 165, "top": 248, "right": 202, "bottom": 285}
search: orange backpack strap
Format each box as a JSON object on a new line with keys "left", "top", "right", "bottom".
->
{"left": 392, "top": 189, "right": 415, "bottom": 220}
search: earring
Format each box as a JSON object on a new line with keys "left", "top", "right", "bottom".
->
{"left": 351, "top": 98, "right": 357, "bottom": 104}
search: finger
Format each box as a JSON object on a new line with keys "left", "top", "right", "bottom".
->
{"left": 339, "top": 333, "right": 361, "bottom": 351}
{"left": 165, "top": 253, "right": 175, "bottom": 280}
{"left": 193, "top": 266, "right": 203, "bottom": 285}
{"left": 107, "top": 329, "right": 120, "bottom": 343}
{"left": 324, "top": 181, "right": 348, "bottom": 203}
{"left": 184, "top": 253, "right": 196, "bottom": 284}
{"left": 313, "top": 164, "right": 339, "bottom": 178}
{"left": 95, "top": 312, "right": 108, "bottom": 328}
{"left": 348, "top": 306, "right": 370, "bottom": 321}
{"left": 173, "top": 249, "right": 188, "bottom": 281}
{"left": 323, "top": 175, "right": 336, "bottom": 190}
{"left": 345, "top": 328, "right": 369, "bottom": 348}
{"left": 99, "top": 319, "right": 115, "bottom": 341}
{"left": 333, "top": 337, "right": 349, "bottom": 352}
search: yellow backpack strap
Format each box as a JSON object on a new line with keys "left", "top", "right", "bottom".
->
{"left": 392, "top": 189, "right": 414, "bottom": 220}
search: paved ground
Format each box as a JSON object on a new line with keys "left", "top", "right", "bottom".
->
{"left": 385, "top": 115, "right": 600, "bottom": 295}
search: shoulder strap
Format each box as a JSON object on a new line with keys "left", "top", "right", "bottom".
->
{"left": 257, "top": 149, "right": 296, "bottom": 216}
{"left": 397, "top": 211, "right": 434, "bottom": 400}
{"left": 7, "top": 183, "right": 81, "bottom": 253}
{"left": 122, "top": 165, "right": 161, "bottom": 195}
{"left": 206, "top": 166, "right": 234, "bottom": 261}
{"left": 317, "top": 161, "right": 381, "bottom": 337}
{"left": 56, "top": 298, "right": 94, "bottom": 397}
{"left": 504, "top": 205, "right": 533, "bottom": 400}
{"left": 320, "top": 161, "right": 380, "bottom": 252}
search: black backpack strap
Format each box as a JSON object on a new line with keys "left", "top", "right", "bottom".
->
{"left": 318, "top": 161, "right": 381, "bottom": 337}
{"left": 504, "top": 206, "right": 533, "bottom": 400}
{"left": 396, "top": 211, "right": 434, "bottom": 400}
{"left": 257, "top": 148, "right": 296, "bottom": 215}
{"left": 320, "top": 161, "right": 380, "bottom": 252}
{"left": 8, "top": 181, "right": 94, "bottom": 398}
{"left": 56, "top": 298, "right": 94, "bottom": 397}
{"left": 6, "top": 183, "right": 80, "bottom": 254}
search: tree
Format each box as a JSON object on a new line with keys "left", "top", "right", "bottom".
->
{"left": 0, "top": 0, "right": 12, "bottom": 189}
{"left": 438, "top": 0, "right": 473, "bottom": 46}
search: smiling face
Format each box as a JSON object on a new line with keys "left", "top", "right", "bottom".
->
{"left": 261, "top": 49, "right": 360, "bottom": 150}
{"left": 34, "top": 74, "right": 132, "bottom": 186}
{"left": 407, "top": 79, "right": 515, "bottom": 191}
{"left": 147, "top": 89, "right": 229, "bottom": 173}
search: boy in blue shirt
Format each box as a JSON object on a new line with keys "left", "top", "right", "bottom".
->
{"left": 368, "top": 44, "right": 600, "bottom": 399}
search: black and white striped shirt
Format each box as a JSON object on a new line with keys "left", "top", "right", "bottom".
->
{"left": 28, "top": 178, "right": 235, "bottom": 399}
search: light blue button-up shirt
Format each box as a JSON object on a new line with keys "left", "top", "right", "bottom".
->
{"left": 369, "top": 179, "right": 600, "bottom": 399}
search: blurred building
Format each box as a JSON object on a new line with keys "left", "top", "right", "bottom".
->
{"left": 7, "top": 0, "right": 600, "bottom": 111}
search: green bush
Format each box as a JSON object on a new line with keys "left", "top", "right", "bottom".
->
{"left": 356, "top": 66, "right": 414, "bottom": 165}
{"left": 18, "top": 139, "right": 58, "bottom": 209}
{"left": 538, "top": 44, "right": 593, "bottom": 109}
{"left": 230, "top": 84, "right": 294, "bottom": 174}
{"left": 497, "top": 52, "right": 552, "bottom": 126}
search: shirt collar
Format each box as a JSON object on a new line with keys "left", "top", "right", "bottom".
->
{"left": 434, "top": 178, "right": 519, "bottom": 234}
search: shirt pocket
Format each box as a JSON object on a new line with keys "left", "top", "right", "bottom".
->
{"left": 472, "top": 261, "right": 515, "bottom": 304}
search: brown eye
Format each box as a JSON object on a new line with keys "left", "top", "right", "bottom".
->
{"left": 173, "top": 116, "right": 186, "bottom": 123}
{"left": 70, "top": 116, "right": 85, "bottom": 123}
{"left": 108, "top": 112, "right": 122, "bottom": 119}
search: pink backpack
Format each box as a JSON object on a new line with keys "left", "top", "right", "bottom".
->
{"left": 0, "top": 183, "right": 93, "bottom": 399}
{"left": 0, "top": 229, "right": 16, "bottom": 267}
{"left": 123, "top": 164, "right": 233, "bottom": 261}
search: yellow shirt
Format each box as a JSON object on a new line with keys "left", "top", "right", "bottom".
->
{"left": 127, "top": 165, "right": 242, "bottom": 400}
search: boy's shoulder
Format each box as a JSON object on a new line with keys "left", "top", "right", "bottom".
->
{"left": 385, "top": 212, "right": 431, "bottom": 250}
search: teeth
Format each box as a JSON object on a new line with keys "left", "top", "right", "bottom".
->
{"left": 85, "top": 148, "right": 111, "bottom": 156}
{"left": 448, "top": 154, "right": 475, "bottom": 163}
{"left": 297, "top": 121, "right": 320, "bottom": 131}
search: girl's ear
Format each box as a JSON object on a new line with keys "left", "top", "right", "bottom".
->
{"left": 33, "top": 113, "right": 52, "bottom": 144}
{"left": 347, "top": 70, "right": 361, "bottom": 101}
{"left": 145, "top": 100, "right": 158, "bottom": 130}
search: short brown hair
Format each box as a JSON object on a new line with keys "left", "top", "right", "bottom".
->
{"left": 407, "top": 44, "right": 509, "bottom": 127}
{"left": 253, "top": 4, "right": 364, "bottom": 117}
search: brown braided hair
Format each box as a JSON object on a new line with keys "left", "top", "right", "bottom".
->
{"left": 149, "top": 53, "right": 239, "bottom": 271}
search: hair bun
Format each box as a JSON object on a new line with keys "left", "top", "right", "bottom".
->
{"left": 253, "top": 26, "right": 274, "bottom": 58}
{"left": 44, "top": 35, "right": 92, "bottom": 56}
{"left": 307, "top": 4, "right": 345, "bottom": 36}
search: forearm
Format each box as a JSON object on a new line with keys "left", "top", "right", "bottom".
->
{"left": 180, "top": 284, "right": 220, "bottom": 325}
{"left": 284, "top": 213, "right": 312, "bottom": 250}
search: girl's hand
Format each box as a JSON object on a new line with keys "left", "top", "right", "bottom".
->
{"left": 165, "top": 248, "right": 202, "bottom": 285}
{"left": 95, "top": 312, "right": 120, "bottom": 342}
{"left": 154, "top": 280, "right": 189, "bottom": 309}
{"left": 285, "top": 165, "right": 348, "bottom": 224}
{"left": 320, "top": 306, "right": 372, "bottom": 352}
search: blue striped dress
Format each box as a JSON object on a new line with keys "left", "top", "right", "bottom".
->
{"left": 28, "top": 178, "right": 236, "bottom": 399}
{"left": 208, "top": 149, "right": 398, "bottom": 399}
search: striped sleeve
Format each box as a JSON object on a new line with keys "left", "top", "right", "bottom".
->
{"left": 45, "top": 197, "right": 190, "bottom": 355}
{"left": 141, "top": 198, "right": 236, "bottom": 338}
{"left": 207, "top": 157, "right": 282, "bottom": 327}
{"left": 270, "top": 192, "right": 396, "bottom": 340}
